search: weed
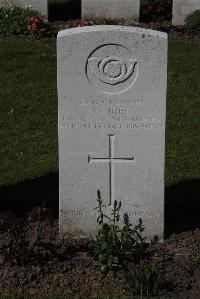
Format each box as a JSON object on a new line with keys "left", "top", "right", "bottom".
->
{"left": 91, "top": 190, "right": 144, "bottom": 275}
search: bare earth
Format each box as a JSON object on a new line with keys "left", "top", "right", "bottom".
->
{"left": 0, "top": 208, "right": 200, "bottom": 298}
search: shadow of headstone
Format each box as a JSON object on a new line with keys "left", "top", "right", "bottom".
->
{"left": 0, "top": 175, "right": 199, "bottom": 237}
{"left": 0, "top": 172, "right": 59, "bottom": 217}
{"left": 165, "top": 178, "right": 200, "bottom": 237}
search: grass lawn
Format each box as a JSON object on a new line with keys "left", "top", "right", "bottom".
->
{"left": 0, "top": 37, "right": 199, "bottom": 188}
{"left": 0, "top": 37, "right": 57, "bottom": 186}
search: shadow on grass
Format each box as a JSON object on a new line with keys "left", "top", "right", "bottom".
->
{"left": 165, "top": 178, "right": 200, "bottom": 237}
{"left": 0, "top": 174, "right": 199, "bottom": 237}
{"left": 0, "top": 172, "right": 59, "bottom": 218}
{"left": 49, "top": 0, "right": 81, "bottom": 21}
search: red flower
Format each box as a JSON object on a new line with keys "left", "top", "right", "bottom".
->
{"left": 76, "top": 20, "right": 90, "bottom": 27}
{"left": 34, "top": 16, "right": 40, "bottom": 23}
{"left": 31, "top": 22, "right": 37, "bottom": 29}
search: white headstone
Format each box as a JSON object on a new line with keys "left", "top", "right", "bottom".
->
{"left": 0, "top": 0, "right": 48, "bottom": 18}
{"left": 82, "top": 0, "right": 140, "bottom": 22}
{"left": 173, "top": 0, "right": 200, "bottom": 25}
{"left": 58, "top": 26, "right": 168, "bottom": 240}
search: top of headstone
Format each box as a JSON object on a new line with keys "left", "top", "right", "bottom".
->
{"left": 57, "top": 26, "right": 168, "bottom": 40}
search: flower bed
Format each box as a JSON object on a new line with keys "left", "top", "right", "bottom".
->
{"left": 0, "top": 5, "right": 51, "bottom": 38}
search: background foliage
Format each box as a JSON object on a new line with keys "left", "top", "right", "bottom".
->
{"left": 0, "top": 5, "right": 38, "bottom": 36}
{"left": 185, "top": 10, "right": 200, "bottom": 31}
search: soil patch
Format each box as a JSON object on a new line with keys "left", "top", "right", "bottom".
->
{"left": 0, "top": 209, "right": 200, "bottom": 298}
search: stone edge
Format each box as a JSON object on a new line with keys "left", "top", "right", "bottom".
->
{"left": 57, "top": 25, "right": 168, "bottom": 40}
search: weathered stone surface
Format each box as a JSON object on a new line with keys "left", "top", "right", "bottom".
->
{"left": 173, "top": 0, "right": 200, "bottom": 25}
{"left": 57, "top": 26, "right": 168, "bottom": 240}
{"left": 82, "top": 0, "right": 140, "bottom": 21}
{"left": 0, "top": 0, "right": 48, "bottom": 17}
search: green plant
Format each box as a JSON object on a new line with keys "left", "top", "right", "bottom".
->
{"left": 91, "top": 190, "right": 144, "bottom": 275}
{"left": 0, "top": 5, "right": 36, "bottom": 36}
{"left": 185, "top": 10, "right": 200, "bottom": 32}
{"left": 0, "top": 5, "right": 50, "bottom": 37}
{"left": 126, "top": 263, "right": 168, "bottom": 297}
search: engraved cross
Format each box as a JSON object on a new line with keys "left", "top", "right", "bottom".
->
{"left": 88, "top": 135, "right": 135, "bottom": 206}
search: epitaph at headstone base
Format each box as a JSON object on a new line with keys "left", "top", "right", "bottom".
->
{"left": 57, "top": 26, "right": 167, "bottom": 241}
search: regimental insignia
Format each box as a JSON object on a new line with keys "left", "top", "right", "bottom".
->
{"left": 88, "top": 56, "right": 137, "bottom": 86}
{"left": 86, "top": 44, "right": 138, "bottom": 95}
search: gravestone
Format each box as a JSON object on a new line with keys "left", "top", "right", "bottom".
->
{"left": 82, "top": 0, "right": 140, "bottom": 22}
{"left": 58, "top": 26, "right": 168, "bottom": 240}
{"left": 0, "top": 0, "right": 48, "bottom": 18}
{"left": 173, "top": 0, "right": 200, "bottom": 25}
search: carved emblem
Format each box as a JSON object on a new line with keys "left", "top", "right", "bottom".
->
{"left": 88, "top": 56, "right": 137, "bottom": 86}
{"left": 86, "top": 44, "right": 138, "bottom": 95}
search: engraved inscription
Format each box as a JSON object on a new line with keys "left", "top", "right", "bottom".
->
{"left": 62, "top": 122, "right": 154, "bottom": 129}
{"left": 80, "top": 98, "right": 143, "bottom": 107}
{"left": 86, "top": 44, "right": 138, "bottom": 95}
{"left": 60, "top": 209, "right": 161, "bottom": 219}
{"left": 61, "top": 97, "right": 161, "bottom": 130}
{"left": 88, "top": 135, "right": 135, "bottom": 206}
